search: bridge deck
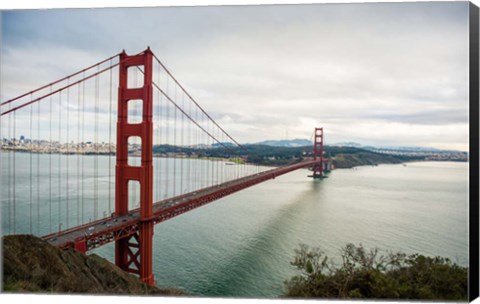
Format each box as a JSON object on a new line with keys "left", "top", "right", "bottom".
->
{"left": 44, "top": 159, "right": 320, "bottom": 251}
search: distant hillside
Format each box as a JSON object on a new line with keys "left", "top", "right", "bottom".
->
{"left": 253, "top": 139, "right": 311, "bottom": 147}
{"left": 330, "top": 151, "right": 411, "bottom": 168}
{"left": 324, "top": 146, "right": 421, "bottom": 169}
{"left": 331, "top": 142, "right": 461, "bottom": 153}
{"left": 151, "top": 143, "right": 424, "bottom": 168}
{"left": 2, "top": 235, "right": 185, "bottom": 295}
{"left": 242, "top": 145, "right": 422, "bottom": 167}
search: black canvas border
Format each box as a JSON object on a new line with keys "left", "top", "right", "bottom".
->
{"left": 469, "top": 1, "right": 480, "bottom": 301}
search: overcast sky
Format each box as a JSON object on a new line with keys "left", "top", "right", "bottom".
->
{"left": 1, "top": 2, "right": 470, "bottom": 151}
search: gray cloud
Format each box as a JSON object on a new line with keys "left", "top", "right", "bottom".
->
{"left": 1, "top": 2, "right": 470, "bottom": 150}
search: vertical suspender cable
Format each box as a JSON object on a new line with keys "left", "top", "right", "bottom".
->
{"left": 154, "top": 65, "right": 158, "bottom": 200}
{"left": 211, "top": 120, "right": 215, "bottom": 186}
{"left": 217, "top": 128, "right": 220, "bottom": 184}
{"left": 58, "top": 91, "right": 62, "bottom": 232}
{"left": 192, "top": 104, "right": 196, "bottom": 190}
{"left": 29, "top": 94, "right": 33, "bottom": 234}
{"left": 227, "top": 135, "right": 230, "bottom": 182}
{"left": 241, "top": 139, "right": 244, "bottom": 178}
{"left": 205, "top": 114, "right": 207, "bottom": 187}
{"left": 165, "top": 76, "right": 169, "bottom": 198}
{"left": 239, "top": 149, "right": 241, "bottom": 179}
{"left": 37, "top": 98, "right": 41, "bottom": 234}
{"left": 206, "top": 116, "right": 209, "bottom": 186}
{"left": 245, "top": 143, "right": 248, "bottom": 177}
{"left": 203, "top": 113, "right": 207, "bottom": 188}
{"left": 155, "top": 93, "right": 159, "bottom": 201}
{"left": 161, "top": 79, "right": 165, "bottom": 200}
{"left": 7, "top": 102, "right": 11, "bottom": 234}
{"left": 206, "top": 119, "right": 209, "bottom": 187}
{"left": 201, "top": 114, "right": 204, "bottom": 189}
{"left": 201, "top": 110, "right": 204, "bottom": 187}
{"left": 66, "top": 81, "right": 70, "bottom": 229}
{"left": 210, "top": 120, "right": 214, "bottom": 187}
{"left": 219, "top": 131, "right": 223, "bottom": 183}
{"left": 181, "top": 93, "right": 184, "bottom": 194}
{"left": 173, "top": 85, "right": 177, "bottom": 197}
{"left": 198, "top": 112, "right": 201, "bottom": 189}
{"left": 200, "top": 113, "right": 204, "bottom": 189}
{"left": 215, "top": 123, "right": 219, "bottom": 184}
{"left": 214, "top": 123, "right": 217, "bottom": 185}
{"left": 156, "top": 62, "right": 161, "bottom": 201}
{"left": 154, "top": 85, "right": 158, "bottom": 201}
{"left": 77, "top": 83, "right": 81, "bottom": 226}
{"left": 222, "top": 131, "right": 226, "bottom": 183}
{"left": 94, "top": 69, "right": 99, "bottom": 219}
{"left": 194, "top": 104, "right": 198, "bottom": 191}
{"left": 188, "top": 95, "right": 192, "bottom": 192}
{"left": 239, "top": 145, "right": 241, "bottom": 179}
{"left": 49, "top": 87, "right": 52, "bottom": 233}
{"left": 81, "top": 73, "right": 85, "bottom": 224}
{"left": 208, "top": 120, "right": 215, "bottom": 186}
{"left": 214, "top": 127, "right": 217, "bottom": 185}
{"left": 13, "top": 111, "right": 16, "bottom": 234}
{"left": 108, "top": 60, "right": 113, "bottom": 216}
{"left": 220, "top": 134, "right": 229, "bottom": 183}
{"left": 221, "top": 131, "right": 224, "bottom": 182}
{"left": 161, "top": 65, "right": 165, "bottom": 200}
{"left": 225, "top": 133, "right": 228, "bottom": 182}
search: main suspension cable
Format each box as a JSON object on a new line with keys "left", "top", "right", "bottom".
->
{"left": 1, "top": 53, "right": 121, "bottom": 107}
{"left": 1, "top": 63, "right": 120, "bottom": 117}
{"left": 152, "top": 54, "right": 249, "bottom": 154}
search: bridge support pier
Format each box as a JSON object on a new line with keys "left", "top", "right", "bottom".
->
{"left": 115, "top": 48, "right": 155, "bottom": 285}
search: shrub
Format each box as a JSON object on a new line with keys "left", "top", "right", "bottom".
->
{"left": 284, "top": 243, "right": 468, "bottom": 300}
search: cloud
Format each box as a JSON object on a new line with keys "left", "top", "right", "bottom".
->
{"left": 1, "top": 2, "right": 470, "bottom": 150}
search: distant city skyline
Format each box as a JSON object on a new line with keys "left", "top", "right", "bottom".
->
{"left": 1, "top": 2, "right": 470, "bottom": 151}
{"left": 1, "top": 134, "right": 469, "bottom": 153}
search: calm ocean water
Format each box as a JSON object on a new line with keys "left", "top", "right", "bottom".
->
{"left": 1, "top": 153, "right": 469, "bottom": 298}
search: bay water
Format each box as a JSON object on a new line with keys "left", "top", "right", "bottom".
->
{"left": 1, "top": 153, "right": 469, "bottom": 297}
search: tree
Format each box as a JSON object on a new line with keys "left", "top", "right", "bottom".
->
{"left": 284, "top": 243, "right": 468, "bottom": 300}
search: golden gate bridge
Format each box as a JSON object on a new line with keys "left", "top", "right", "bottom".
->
{"left": 0, "top": 47, "right": 326, "bottom": 285}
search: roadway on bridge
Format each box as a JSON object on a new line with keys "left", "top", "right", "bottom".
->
{"left": 44, "top": 159, "right": 319, "bottom": 251}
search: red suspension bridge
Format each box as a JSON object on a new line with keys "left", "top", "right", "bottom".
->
{"left": 0, "top": 48, "right": 327, "bottom": 285}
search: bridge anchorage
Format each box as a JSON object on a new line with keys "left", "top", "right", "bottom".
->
{"left": 1, "top": 47, "right": 326, "bottom": 286}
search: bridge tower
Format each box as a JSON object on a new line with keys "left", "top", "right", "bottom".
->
{"left": 312, "top": 127, "right": 324, "bottom": 178}
{"left": 115, "top": 48, "right": 155, "bottom": 285}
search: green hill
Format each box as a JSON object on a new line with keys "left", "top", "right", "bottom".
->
{"left": 2, "top": 235, "right": 184, "bottom": 295}
{"left": 330, "top": 151, "right": 412, "bottom": 168}
{"left": 152, "top": 144, "right": 421, "bottom": 168}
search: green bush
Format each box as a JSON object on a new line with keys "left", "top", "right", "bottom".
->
{"left": 284, "top": 243, "right": 468, "bottom": 300}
